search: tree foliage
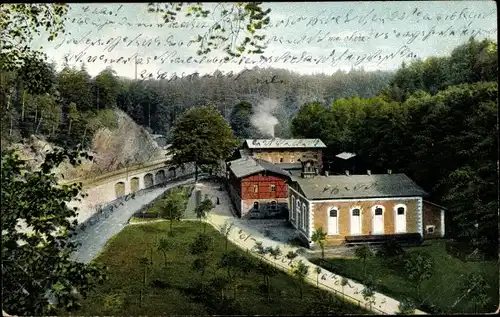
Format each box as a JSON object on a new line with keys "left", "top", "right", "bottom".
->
{"left": 1, "top": 149, "right": 107, "bottom": 315}
{"left": 169, "top": 105, "right": 238, "bottom": 180}
{"left": 404, "top": 251, "right": 434, "bottom": 298}
{"left": 147, "top": 2, "right": 271, "bottom": 58}
{"left": 0, "top": 4, "right": 68, "bottom": 71}
{"left": 311, "top": 227, "right": 327, "bottom": 259}
{"left": 159, "top": 187, "right": 187, "bottom": 235}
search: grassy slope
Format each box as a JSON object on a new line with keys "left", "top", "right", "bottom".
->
{"left": 311, "top": 240, "right": 499, "bottom": 314}
{"left": 68, "top": 221, "right": 368, "bottom": 315}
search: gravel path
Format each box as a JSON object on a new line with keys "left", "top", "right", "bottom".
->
{"left": 70, "top": 177, "right": 196, "bottom": 263}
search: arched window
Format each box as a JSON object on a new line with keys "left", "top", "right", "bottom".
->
{"left": 394, "top": 204, "right": 407, "bottom": 233}
{"left": 350, "top": 207, "right": 361, "bottom": 235}
{"left": 372, "top": 206, "right": 385, "bottom": 234}
{"left": 302, "top": 202, "right": 307, "bottom": 230}
{"left": 270, "top": 201, "right": 277, "bottom": 210}
{"left": 296, "top": 199, "right": 301, "bottom": 227}
{"left": 328, "top": 207, "right": 339, "bottom": 235}
{"left": 253, "top": 184, "right": 259, "bottom": 193}
{"left": 253, "top": 201, "right": 259, "bottom": 211}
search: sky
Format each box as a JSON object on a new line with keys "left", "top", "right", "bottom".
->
{"left": 30, "top": 1, "right": 498, "bottom": 79}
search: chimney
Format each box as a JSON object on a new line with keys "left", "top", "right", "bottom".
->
{"left": 345, "top": 170, "right": 350, "bottom": 176}
{"left": 325, "top": 171, "right": 329, "bottom": 176}
{"left": 367, "top": 170, "right": 371, "bottom": 175}
{"left": 387, "top": 169, "right": 392, "bottom": 174}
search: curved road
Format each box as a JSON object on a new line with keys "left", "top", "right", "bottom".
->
{"left": 71, "top": 177, "right": 196, "bottom": 263}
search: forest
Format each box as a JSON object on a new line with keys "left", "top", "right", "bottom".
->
{"left": 290, "top": 38, "right": 498, "bottom": 257}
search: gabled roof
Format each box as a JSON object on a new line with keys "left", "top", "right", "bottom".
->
{"left": 291, "top": 173, "right": 428, "bottom": 200}
{"left": 244, "top": 138, "right": 326, "bottom": 149}
{"left": 227, "top": 157, "right": 291, "bottom": 179}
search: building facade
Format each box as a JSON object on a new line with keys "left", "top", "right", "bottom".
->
{"left": 287, "top": 169, "right": 444, "bottom": 247}
{"left": 241, "top": 138, "right": 327, "bottom": 173}
{"left": 226, "top": 156, "right": 291, "bottom": 218}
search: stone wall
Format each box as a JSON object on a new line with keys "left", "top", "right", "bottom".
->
{"left": 423, "top": 201, "right": 445, "bottom": 238}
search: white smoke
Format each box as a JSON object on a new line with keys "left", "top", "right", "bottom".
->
{"left": 250, "top": 98, "right": 280, "bottom": 138}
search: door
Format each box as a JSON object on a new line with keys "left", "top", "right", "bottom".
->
{"left": 373, "top": 207, "right": 384, "bottom": 234}
{"left": 396, "top": 206, "right": 407, "bottom": 233}
{"left": 350, "top": 208, "right": 361, "bottom": 235}
{"left": 328, "top": 209, "right": 338, "bottom": 235}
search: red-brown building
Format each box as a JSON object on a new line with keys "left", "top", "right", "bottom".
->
{"left": 226, "top": 156, "right": 291, "bottom": 218}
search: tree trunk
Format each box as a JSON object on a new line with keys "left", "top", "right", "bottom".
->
{"left": 140, "top": 289, "right": 143, "bottom": 308}
{"left": 163, "top": 254, "right": 167, "bottom": 267}
{"left": 225, "top": 238, "right": 228, "bottom": 251}
{"left": 35, "top": 115, "right": 43, "bottom": 134}
{"left": 169, "top": 219, "right": 173, "bottom": 235}
{"left": 143, "top": 266, "right": 147, "bottom": 286}
{"left": 321, "top": 246, "right": 324, "bottom": 259}
{"left": 300, "top": 283, "right": 303, "bottom": 299}
{"left": 266, "top": 276, "right": 271, "bottom": 301}
{"left": 68, "top": 120, "right": 72, "bottom": 134}
{"left": 195, "top": 163, "right": 198, "bottom": 181}
{"left": 21, "top": 90, "right": 25, "bottom": 121}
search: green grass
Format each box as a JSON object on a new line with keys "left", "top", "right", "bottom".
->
{"left": 66, "top": 221, "right": 368, "bottom": 315}
{"left": 311, "top": 239, "right": 499, "bottom": 314}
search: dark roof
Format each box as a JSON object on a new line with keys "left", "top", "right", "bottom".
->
{"left": 423, "top": 200, "right": 448, "bottom": 210}
{"left": 291, "top": 173, "right": 428, "bottom": 200}
{"left": 245, "top": 138, "right": 326, "bottom": 149}
{"left": 274, "top": 162, "right": 303, "bottom": 170}
{"left": 227, "top": 157, "right": 291, "bottom": 179}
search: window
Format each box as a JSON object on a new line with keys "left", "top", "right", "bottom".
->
{"left": 397, "top": 207, "right": 405, "bottom": 215}
{"left": 352, "top": 209, "right": 360, "bottom": 216}
{"left": 253, "top": 202, "right": 259, "bottom": 210}
{"left": 375, "top": 208, "right": 383, "bottom": 215}
{"left": 253, "top": 184, "right": 258, "bottom": 193}
{"left": 302, "top": 202, "right": 307, "bottom": 230}
{"left": 270, "top": 184, "right": 276, "bottom": 192}
{"left": 280, "top": 157, "right": 284, "bottom": 162}
{"left": 328, "top": 208, "right": 339, "bottom": 235}
{"left": 270, "top": 201, "right": 277, "bottom": 210}
{"left": 426, "top": 225, "right": 435, "bottom": 234}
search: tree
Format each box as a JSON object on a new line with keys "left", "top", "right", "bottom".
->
{"left": 195, "top": 198, "right": 214, "bottom": 233}
{"left": 148, "top": 3, "right": 271, "bottom": 58}
{"left": 290, "top": 260, "right": 309, "bottom": 299}
{"left": 92, "top": 67, "right": 120, "bottom": 110}
{"left": 0, "top": 4, "right": 68, "bottom": 71}
{"left": 340, "top": 277, "right": 350, "bottom": 298}
{"left": 169, "top": 105, "right": 239, "bottom": 181}
{"left": 220, "top": 221, "right": 234, "bottom": 252}
{"left": 285, "top": 250, "right": 298, "bottom": 266}
{"left": 456, "top": 272, "right": 490, "bottom": 313}
{"left": 354, "top": 245, "right": 373, "bottom": 279}
{"left": 189, "top": 232, "right": 213, "bottom": 289}
{"left": 255, "top": 260, "right": 277, "bottom": 301}
{"left": 160, "top": 187, "right": 186, "bottom": 235}
{"left": 218, "top": 250, "right": 252, "bottom": 299}
{"left": 404, "top": 251, "right": 434, "bottom": 299}
{"left": 361, "top": 276, "right": 376, "bottom": 311}
{"left": 1, "top": 149, "right": 106, "bottom": 316}
{"left": 397, "top": 298, "right": 416, "bottom": 315}
{"left": 311, "top": 227, "right": 327, "bottom": 259}
{"left": 156, "top": 237, "right": 172, "bottom": 267}
{"left": 314, "top": 266, "right": 322, "bottom": 288}
{"left": 229, "top": 100, "right": 255, "bottom": 139}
